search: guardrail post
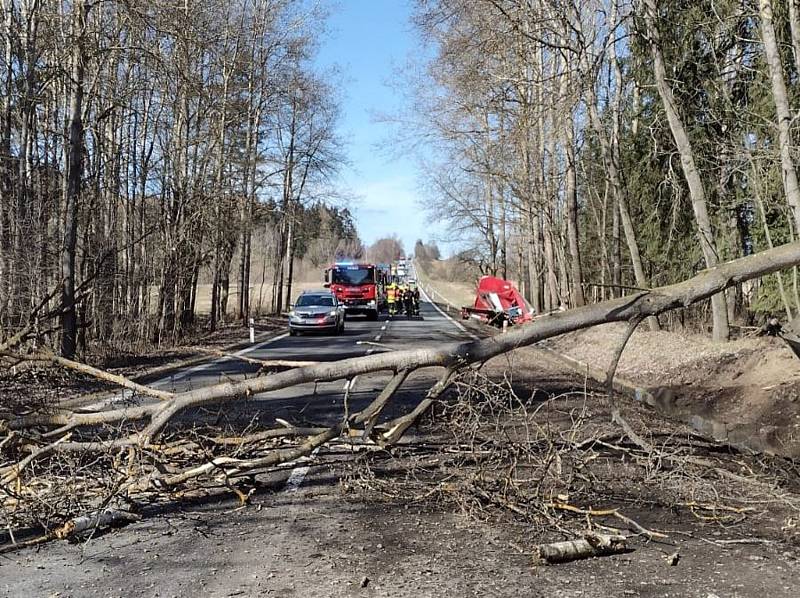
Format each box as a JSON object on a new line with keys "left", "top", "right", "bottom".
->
{"left": 249, "top": 318, "right": 255, "bottom": 344}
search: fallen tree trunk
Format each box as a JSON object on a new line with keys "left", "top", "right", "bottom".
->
{"left": 0, "top": 509, "right": 141, "bottom": 555}
{"left": 4, "top": 243, "right": 800, "bottom": 551}
{"left": 536, "top": 533, "right": 628, "bottom": 564}
{"left": 8, "top": 241, "right": 800, "bottom": 440}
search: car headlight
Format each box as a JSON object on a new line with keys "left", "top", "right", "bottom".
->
{"left": 288, "top": 310, "right": 295, "bottom": 317}
{"left": 328, "top": 309, "right": 338, "bottom": 316}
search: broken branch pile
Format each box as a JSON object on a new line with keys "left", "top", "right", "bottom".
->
{"left": 344, "top": 371, "right": 800, "bottom": 561}
{"left": 3, "top": 243, "right": 800, "bottom": 549}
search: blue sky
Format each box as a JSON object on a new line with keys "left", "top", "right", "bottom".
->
{"left": 315, "top": 0, "right": 442, "bottom": 256}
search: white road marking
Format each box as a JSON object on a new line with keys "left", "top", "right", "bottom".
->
{"left": 284, "top": 447, "right": 320, "bottom": 493}
{"left": 374, "top": 335, "right": 382, "bottom": 342}
{"left": 381, "top": 325, "right": 387, "bottom": 331}
{"left": 418, "top": 286, "right": 479, "bottom": 340}
{"left": 172, "top": 332, "right": 290, "bottom": 381}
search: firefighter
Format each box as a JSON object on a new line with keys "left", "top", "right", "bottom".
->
{"left": 412, "top": 285, "right": 420, "bottom": 316}
{"left": 386, "top": 283, "right": 398, "bottom": 315}
{"left": 404, "top": 287, "right": 414, "bottom": 317}
{"left": 397, "top": 283, "right": 406, "bottom": 313}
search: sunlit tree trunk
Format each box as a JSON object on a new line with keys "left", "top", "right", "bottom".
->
{"left": 759, "top": 0, "right": 800, "bottom": 236}
{"left": 642, "top": 0, "right": 730, "bottom": 341}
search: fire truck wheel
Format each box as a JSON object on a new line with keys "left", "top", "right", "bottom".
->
{"left": 367, "top": 310, "right": 378, "bottom": 321}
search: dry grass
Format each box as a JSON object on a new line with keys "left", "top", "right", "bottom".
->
{"left": 193, "top": 281, "right": 325, "bottom": 315}
{"left": 415, "top": 260, "right": 477, "bottom": 308}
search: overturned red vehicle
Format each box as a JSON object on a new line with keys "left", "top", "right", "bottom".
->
{"left": 461, "top": 276, "right": 534, "bottom": 327}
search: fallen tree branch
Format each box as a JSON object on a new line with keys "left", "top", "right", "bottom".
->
{"left": 0, "top": 509, "right": 141, "bottom": 554}
{"left": 188, "top": 346, "right": 318, "bottom": 370}
{"left": 544, "top": 502, "right": 668, "bottom": 539}
{"left": 127, "top": 368, "right": 442, "bottom": 492}
{"left": 10, "top": 240, "right": 796, "bottom": 440}
{"left": 24, "top": 351, "right": 174, "bottom": 401}
{"left": 381, "top": 367, "right": 457, "bottom": 444}
{"left": 536, "top": 533, "right": 628, "bottom": 564}
{"left": 0, "top": 433, "right": 73, "bottom": 485}
{"left": 362, "top": 369, "right": 411, "bottom": 439}
{"left": 605, "top": 315, "right": 644, "bottom": 392}
{"left": 611, "top": 409, "right": 655, "bottom": 455}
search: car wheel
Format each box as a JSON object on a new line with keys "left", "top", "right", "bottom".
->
{"left": 289, "top": 329, "right": 298, "bottom": 336}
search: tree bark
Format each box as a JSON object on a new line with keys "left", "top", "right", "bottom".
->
{"left": 60, "top": 0, "right": 86, "bottom": 358}
{"left": 788, "top": 0, "right": 800, "bottom": 81}
{"left": 564, "top": 115, "right": 584, "bottom": 306}
{"left": 0, "top": 0, "right": 13, "bottom": 326}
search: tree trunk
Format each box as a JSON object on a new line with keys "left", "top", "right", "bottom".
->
{"left": 642, "top": 0, "right": 730, "bottom": 341}
{"left": 759, "top": 0, "right": 800, "bottom": 237}
{"left": 0, "top": 0, "right": 13, "bottom": 326}
{"left": 60, "top": 1, "right": 86, "bottom": 358}
{"left": 284, "top": 210, "right": 296, "bottom": 311}
{"left": 528, "top": 207, "right": 542, "bottom": 312}
{"left": 563, "top": 114, "right": 584, "bottom": 307}
{"left": 788, "top": 0, "right": 800, "bottom": 78}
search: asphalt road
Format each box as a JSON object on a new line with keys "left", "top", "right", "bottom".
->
{"left": 137, "top": 282, "right": 477, "bottom": 433}
{"left": 1, "top": 279, "right": 487, "bottom": 598}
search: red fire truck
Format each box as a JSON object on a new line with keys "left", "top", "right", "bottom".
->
{"left": 324, "top": 262, "right": 383, "bottom": 320}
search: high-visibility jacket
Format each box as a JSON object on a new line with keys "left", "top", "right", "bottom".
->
{"left": 387, "top": 286, "right": 397, "bottom": 302}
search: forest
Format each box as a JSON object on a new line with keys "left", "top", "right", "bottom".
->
{"left": 5, "top": 3, "right": 800, "bottom": 583}
{"left": 4, "top": 0, "right": 800, "bottom": 358}
{"left": 410, "top": 0, "right": 800, "bottom": 341}
{"left": 0, "top": 0, "right": 354, "bottom": 358}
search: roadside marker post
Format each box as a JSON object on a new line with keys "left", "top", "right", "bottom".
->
{"left": 249, "top": 318, "right": 255, "bottom": 344}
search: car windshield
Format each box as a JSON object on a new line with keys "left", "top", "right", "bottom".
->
{"left": 296, "top": 295, "right": 334, "bottom": 307}
{"left": 331, "top": 266, "right": 374, "bottom": 285}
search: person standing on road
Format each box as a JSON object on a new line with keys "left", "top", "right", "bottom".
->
{"left": 404, "top": 287, "right": 414, "bottom": 317}
{"left": 387, "top": 283, "right": 397, "bottom": 315}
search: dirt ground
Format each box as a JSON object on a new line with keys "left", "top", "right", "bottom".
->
{"left": 3, "top": 354, "right": 800, "bottom": 597}
{"left": 5, "top": 280, "right": 800, "bottom": 596}
{"left": 542, "top": 323, "right": 800, "bottom": 456}
{"left": 3, "top": 485, "right": 798, "bottom": 598}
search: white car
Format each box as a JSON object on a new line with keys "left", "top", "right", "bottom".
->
{"left": 288, "top": 291, "right": 346, "bottom": 336}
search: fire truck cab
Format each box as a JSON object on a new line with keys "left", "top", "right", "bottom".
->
{"left": 324, "top": 262, "right": 382, "bottom": 320}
